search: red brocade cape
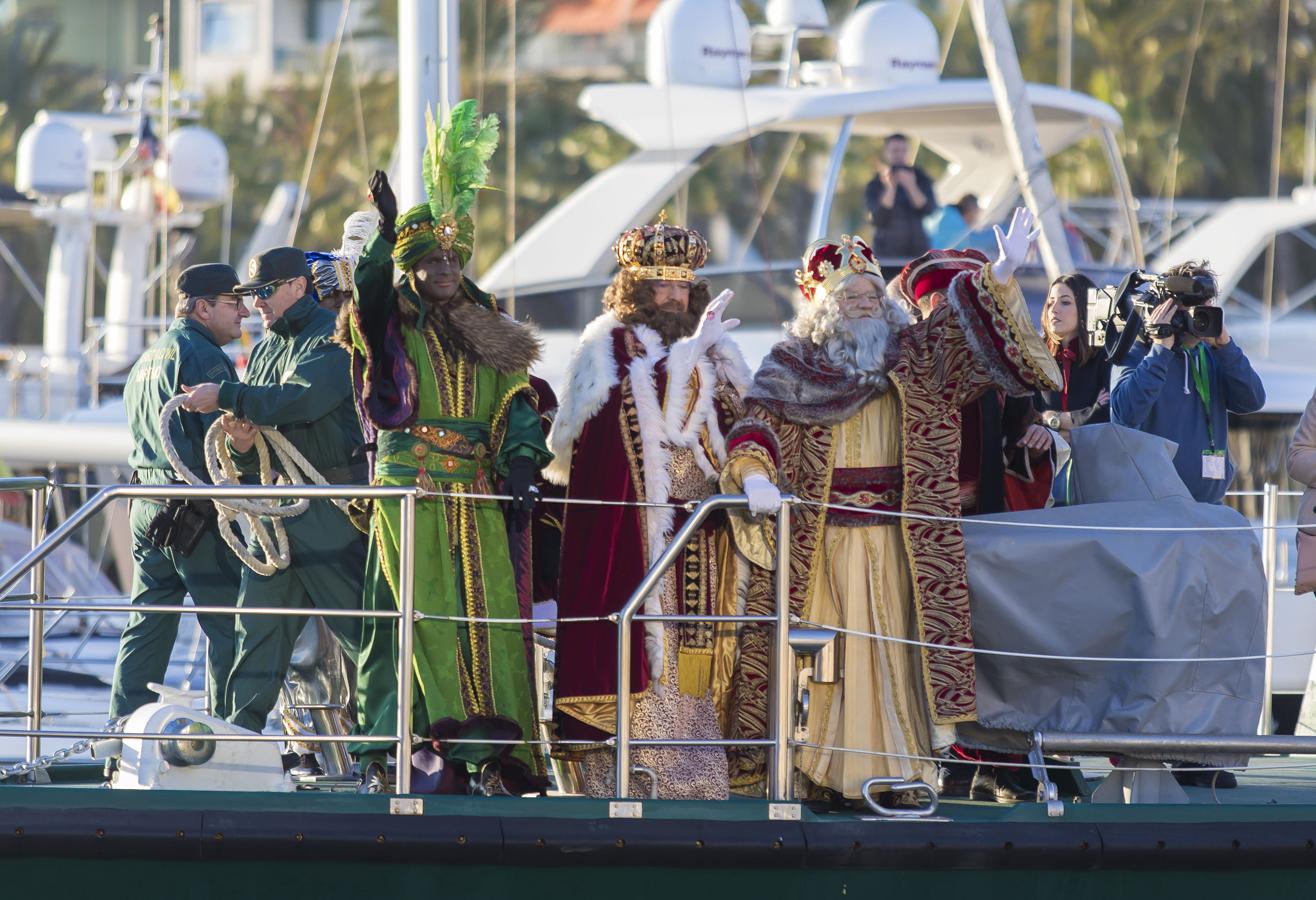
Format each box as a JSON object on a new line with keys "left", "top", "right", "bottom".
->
{"left": 723, "top": 264, "right": 1060, "bottom": 746}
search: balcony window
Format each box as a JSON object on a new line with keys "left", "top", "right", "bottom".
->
{"left": 200, "top": 0, "right": 256, "bottom": 55}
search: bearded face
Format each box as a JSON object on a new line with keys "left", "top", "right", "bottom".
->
{"left": 604, "top": 270, "right": 711, "bottom": 345}
{"left": 789, "top": 273, "right": 910, "bottom": 385}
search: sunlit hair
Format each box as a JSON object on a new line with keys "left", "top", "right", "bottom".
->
{"left": 1041, "top": 272, "right": 1097, "bottom": 364}
{"left": 790, "top": 273, "right": 910, "bottom": 388}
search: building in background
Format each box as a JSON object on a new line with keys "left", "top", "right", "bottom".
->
{"left": 179, "top": 0, "right": 393, "bottom": 93}
{"left": 519, "top": 0, "right": 657, "bottom": 79}
{"left": 0, "top": 0, "right": 174, "bottom": 82}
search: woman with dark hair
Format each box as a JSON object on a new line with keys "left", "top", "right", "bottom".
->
{"left": 1035, "top": 272, "right": 1111, "bottom": 439}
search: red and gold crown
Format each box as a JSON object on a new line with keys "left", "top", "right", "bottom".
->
{"left": 612, "top": 210, "right": 710, "bottom": 283}
{"left": 794, "top": 234, "right": 885, "bottom": 303}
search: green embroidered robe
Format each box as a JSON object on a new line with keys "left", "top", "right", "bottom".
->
{"left": 344, "top": 233, "right": 549, "bottom": 776}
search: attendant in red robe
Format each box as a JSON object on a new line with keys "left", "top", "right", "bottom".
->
{"left": 893, "top": 251, "right": 1057, "bottom": 515}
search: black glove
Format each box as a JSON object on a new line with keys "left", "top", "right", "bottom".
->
{"left": 505, "top": 456, "right": 540, "bottom": 514}
{"left": 368, "top": 170, "right": 398, "bottom": 243}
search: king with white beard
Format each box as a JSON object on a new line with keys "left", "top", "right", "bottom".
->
{"left": 719, "top": 212, "right": 1060, "bottom": 801}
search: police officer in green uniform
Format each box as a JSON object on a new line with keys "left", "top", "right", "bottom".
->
{"left": 181, "top": 248, "right": 368, "bottom": 734}
{"left": 113, "top": 264, "right": 250, "bottom": 720}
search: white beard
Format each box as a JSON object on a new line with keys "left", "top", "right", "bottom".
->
{"left": 822, "top": 315, "right": 893, "bottom": 387}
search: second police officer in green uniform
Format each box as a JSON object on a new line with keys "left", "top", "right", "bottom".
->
{"left": 182, "top": 248, "right": 369, "bottom": 736}
{"left": 113, "top": 264, "right": 250, "bottom": 720}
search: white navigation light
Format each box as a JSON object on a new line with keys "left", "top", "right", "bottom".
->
{"left": 646, "top": 0, "right": 751, "bottom": 89}
{"left": 837, "top": 1, "right": 940, "bottom": 88}
{"left": 160, "top": 127, "right": 229, "bottom": 204}
{"left": 15, "top": 119, "right": 88, "bottom": 199}
{"left": 766, "top": 0, "right": 829, "bottom": 29}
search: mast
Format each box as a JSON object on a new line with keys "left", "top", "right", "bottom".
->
{"left": 396, "top": 0, "right": 456, "bottom": 208}
{"left": 968, "top": 0, "right": 1074, "bottom": 278}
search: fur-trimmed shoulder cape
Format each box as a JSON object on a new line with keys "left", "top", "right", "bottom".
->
{"left": 545, "top": 311, "right": 750, "bottom": 489}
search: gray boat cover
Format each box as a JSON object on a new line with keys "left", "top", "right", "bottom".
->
{"left": 957, "top": 424, "right": 1266, "bottom": 764}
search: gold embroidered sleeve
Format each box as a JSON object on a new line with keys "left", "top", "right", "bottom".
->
{"left": 719, "top": 452, "right": 776, "bottom": 570}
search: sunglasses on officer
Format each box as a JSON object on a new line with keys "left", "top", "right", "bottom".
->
{"left": 206, "top": 295, "right": 246, "bottom": 308}
{"left": 247, "top": 279, "right": 292, "bottom": 302}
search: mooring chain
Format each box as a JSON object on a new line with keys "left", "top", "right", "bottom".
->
{"left": 0, "top": 717, "right": 122, "bottom": 782}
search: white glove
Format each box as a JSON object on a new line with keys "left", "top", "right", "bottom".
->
{"left": 743, "top": 472, "right": 782, "bottom": 515}
{"left": 692, "top": 289, "right": 741, "bottom": 353}
{"left": 992, "top": 206, "right": 1042, "bottom": 283}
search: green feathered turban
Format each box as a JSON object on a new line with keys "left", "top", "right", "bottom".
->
{"left": 393, "top": 99, "right": 499, "bottom": 272}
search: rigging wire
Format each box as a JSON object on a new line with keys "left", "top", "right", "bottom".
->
{"left": 1157, "top": 0, "right": 1208, "bottom": 243}
{"left": 287, "top": 0, "right": 354, "bottom": 245}
{"left": 157, "top": 2, "right": 172, "bottom": 349}
{"left": 504, "top": 0, "right": 517, "bottom": 316}
{"left": 344, "top": 13, "right": 371, "bottom": 182}
{"left": 1261, "top": 0, "right": 1294, "bottom": 355}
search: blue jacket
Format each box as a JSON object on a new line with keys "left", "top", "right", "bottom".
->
{"left": 1111, "top": 339, "right": 1266, "bottom": 503}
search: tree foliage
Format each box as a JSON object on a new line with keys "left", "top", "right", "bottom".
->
{"left": 4, "top": 0, "right": 1316, "bottom": 344}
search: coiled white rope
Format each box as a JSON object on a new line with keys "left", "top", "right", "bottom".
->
{"left": 159, "top": 394, "right": 349, "bottom": 576}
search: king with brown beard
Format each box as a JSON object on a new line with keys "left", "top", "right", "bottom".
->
{"left": 720, "top": 210, "right": 1060, "bottom": 803}
{"left": 546, "top": 214, "right": 751, "bottom": 799}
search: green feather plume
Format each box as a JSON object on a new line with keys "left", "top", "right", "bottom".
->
{"left": 421, "top": 99, "right": 500, "bottom": 224}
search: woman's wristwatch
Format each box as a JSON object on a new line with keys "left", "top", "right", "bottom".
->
{"left": 1043, "top": 412, "right": 1062, "bottom": 430}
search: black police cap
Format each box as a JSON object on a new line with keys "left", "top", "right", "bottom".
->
{"left": 176, "top": 263, "right": 241, "bottom": 299}
{"left": 236, "top": 246, "right": 313, "bottom": 291}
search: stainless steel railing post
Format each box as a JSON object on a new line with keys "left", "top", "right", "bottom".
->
{"left": 768, "top": 498, "right": 793, "bottom": 801}
{"left": 1261, "top": 481, "right": 1279, "bottom": 734}
{"left": 26, "top": 481, "right": 47, "bottom": 762}
{"left": 395, "top": 489, "right": 417, "bottom": 795}
{"left": 615, "top": 495, "right": 745, "bottom": 800}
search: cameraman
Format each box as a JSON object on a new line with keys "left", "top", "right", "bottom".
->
{"left": 1110, "top": 261, "right": 1265, "bottom": 503}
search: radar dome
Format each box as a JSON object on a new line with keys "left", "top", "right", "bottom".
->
{"left": 766, "top": 0, "right": 829, "bottom": 29}
{"left": 16, "top": 120, "right": 88, "bottom": 199}
{"left": 160, "top": 127, "right": 229, "bottom": 205}
{"left": 646, "top": 0, "right": 751, "bottom": 89}
{"left": 837, "top": 1, "right": 940, "bottom": 88}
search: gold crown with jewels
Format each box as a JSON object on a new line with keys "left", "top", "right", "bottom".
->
{"left": 612, "top": 211, "right": 710, "bottom": 283}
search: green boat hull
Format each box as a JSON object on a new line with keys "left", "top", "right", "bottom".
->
{"left": 4, "top": 782, "right": 1316, "bottom": 897}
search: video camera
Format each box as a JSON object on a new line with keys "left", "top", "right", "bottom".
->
{"left": 1086, "top": 269, "right": 1222, "bottom": 364}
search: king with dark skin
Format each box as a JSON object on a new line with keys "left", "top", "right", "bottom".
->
{"left": 410, "top": 247, "right": 464, "bottom": 307}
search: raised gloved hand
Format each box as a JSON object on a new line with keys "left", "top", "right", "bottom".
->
{"left": 992, "top": 206, "right": 1042, "bottom": 284}
{"left": 743, "top": 472, "right": 782, "bottom": 516}
{"left": 505, "top": 455, "right": 541, "bottom": 514}
{"left": 691, "top": 289, "right": 741, "bottom": 353}
{"left": 368, "top": 170, "right": 398, "bottom": 243}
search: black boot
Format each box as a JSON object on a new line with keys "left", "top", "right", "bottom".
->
{"left": 970, "top": 765, "right": 1033, "bottom": 803}
{"left": 289, "top": 753, "right": 324, "bottom": 777}
{"left": 1172, "top": 762, "right": 1237, "bottom": 789}
{"left": 357, "top": 759, "right": 389, "bottom": 794}
{"left": 936, "top": 761, "right": 975, "bottom": 798}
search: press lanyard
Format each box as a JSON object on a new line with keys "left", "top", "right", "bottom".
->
{"left": 1188, "top": 344, "right": 1214, "bottom": 451}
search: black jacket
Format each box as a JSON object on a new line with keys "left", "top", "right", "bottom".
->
{"left": 1035, "top": 348, "right": 1112, "bottom": 427}
{"left": 865, "top": 166, "right": 936, "bottom": 259}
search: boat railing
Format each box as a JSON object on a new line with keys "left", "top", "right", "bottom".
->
{"left": 0, "top": 476, "right": 1310, "bottom": 808}
{"left": 0, "top": 479, "right": 422, "bottom": 794}
{"left": 614, "top": 494, "right": 795, "bottom": 803}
